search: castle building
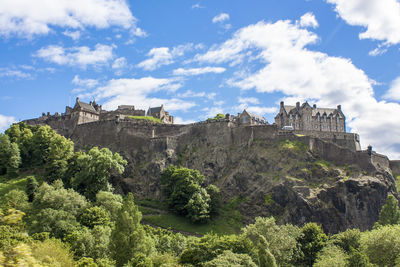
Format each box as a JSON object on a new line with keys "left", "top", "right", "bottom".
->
{"left": 66, "top": 97, "right": 101, "bottom": 125}
{"left": 147, "top": 105, "right": 174, "bottom": 124}
{"left": 237, "top": 110, "right": 268, "bottom": 125}
{"left": 275, "top": 101, "right": 346, "bottom": 132}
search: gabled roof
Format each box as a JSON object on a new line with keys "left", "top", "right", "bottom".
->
{"left": 242, "top": 110, "right": 267, "bottom": 122}
{"left": 283, "top": 105, "right": 296, "bottom": 114}
{"left": 73, "top": 100, "right": 98, "bottom": 114}
{"left": 313, "top": 108, "right": 342, "bottom": 117}
{"left": 147, "top": 105, "right": 163, "bottom": 115}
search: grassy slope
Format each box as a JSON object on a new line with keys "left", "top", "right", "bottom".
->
{"left": 128, "top": 116, "right": 163, "bottom": 124}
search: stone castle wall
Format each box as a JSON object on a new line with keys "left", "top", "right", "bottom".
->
{"left": 390, "top": 161, "right": 400, "bottom": 175}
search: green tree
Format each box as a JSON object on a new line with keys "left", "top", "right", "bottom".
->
{"left": 206, "top": 184, "right": 220, "bottom": 215}
{"left": 25, "top": 176, "right": 39, "bottom": 202}
{"left": 161, "top": 165, "right": 216, "bottom": 223}
{"left": 0, "top": 133, "right": 21, "bottom": 176}
{"left": 45, "top": 133, "right": 74, "bottom": 182}
{"left": 361, "top": 224, "right": 400, "bottom": 266}
{"left": 111, "top": 193, "right": 153, "bottom": 267}
{"left": 5, "top": 123, "right": 34, "bottom": 167}
{"left": 2, "top": 189, "right": 29, "bottom": 211}
{"left": 71, "top": 147, "right": 127, "bottom": 200}
{"left": 296, "top": 222, "right": 328, "bottom": 266}
{"left": 377, "top": 194, "right": 400, "bottom": 226}
{"left": 203, "top": 250, "right": 257, "bottom": 267}
{"left": 313, "top": 245, "right": 348, "bottom": 267}
{"left": 206, "top": 113, "right": 225, "bottom": 121}
{"left": 95, "top": 191, "right": 123, "bottom": 222}
{"left": 80, "top": 206, "right": 111, "bottom": 228}
{"left": 242, "top": 217, "right": 301, "bottom": 266}
{"left": 185, "top": 188, "right": 211, "bottom": 223}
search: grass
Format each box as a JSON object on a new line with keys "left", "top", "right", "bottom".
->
{"left": 128, "top": 116, "right": 163, "bottom": 124}
{"left": 264, "top": 193, "right": 275, "bottom": 206}
{"left": 141, "top": 197, "right": 244, "bottom": 235}
{"left": 279, "top": 139, "right": 308, "bottom": 153}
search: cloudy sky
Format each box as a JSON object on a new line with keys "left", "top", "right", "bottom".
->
{"left": 0, "top": 0, "right": 400, "bottom": 159}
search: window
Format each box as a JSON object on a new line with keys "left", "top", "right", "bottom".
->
{"left": 321, "top": 125, "right": 324, "bottom": 130}
{"left": 242, "top": 117, "right": 247, "bottom": 123}
{"left": 314, "top": 125, "right": 318, "bottom": 129}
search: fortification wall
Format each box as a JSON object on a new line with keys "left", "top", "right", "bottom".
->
{"left": 24, "top": 115, "right": 78, "bottom": 136}
{"left": 294, "top": 130, "right": 361, "bottom": 151}
{"left": 390, "top": 161, "right": 400, "bottom": 175}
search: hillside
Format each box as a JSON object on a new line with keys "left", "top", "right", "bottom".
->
{"left": 61, "top": 120, "right": 398, "bottom": 234}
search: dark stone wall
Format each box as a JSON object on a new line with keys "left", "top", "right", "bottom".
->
{"left": 390, "top": 160, "right": 400, "bottom": 175}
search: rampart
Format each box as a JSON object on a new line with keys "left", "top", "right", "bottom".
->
{"left": 390, "top": 161, "right": 400, "bottom": 175}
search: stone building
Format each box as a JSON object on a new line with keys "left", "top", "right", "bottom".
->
{"left": 275, "top": 101, "right": 346, "bottom": 132}
{"left": 67, "top": 98, "right": 101, "bottom": 125}
{"left": 147, "top": 105, "right": 174, "bottom": 124}
{"left": 237, "top": 109, "right": 268, "bottom": 125}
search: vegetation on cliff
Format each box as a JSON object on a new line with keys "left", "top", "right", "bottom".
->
{"left": 1, "top": 123, "right": 400, "bottom": 266}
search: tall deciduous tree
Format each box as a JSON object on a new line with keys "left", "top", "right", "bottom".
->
{"left": 0, "top": 133, "right": 21, "bottom": 176}
{"left": 71, "top": 147, "right": 127, "bottom": 201}
{"left": 111, "top": 193, "right": 152, "bottom": 267}
{"left": 377, "top": 194, "right": 400, "bottom": 226}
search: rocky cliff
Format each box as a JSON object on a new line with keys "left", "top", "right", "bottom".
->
{"left": 59, "top": 119, "right": 397, "bottom": 233}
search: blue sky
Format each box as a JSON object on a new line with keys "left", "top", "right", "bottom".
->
{"left": 0, "top": 0, "right": 400, "bottom": 159}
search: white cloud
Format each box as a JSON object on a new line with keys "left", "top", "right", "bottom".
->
{"left": 196, "top": 18, "right": 400, "bottom": 159}
{"left": 72, "top": 75, "right": 99, "bottom": 88}
{"left": 62, "top": 30, "right": 81, "bottom": 40}
{"left": 92, "top": 77, "right": 195, "bottom": 112}
{"left": 0, "top": 0, "right": 138, "bottom": 38}
{"left": 137, "top": 47, "right": 173, "bottom": 71}
{"left": 383, "top": 76, "right": 400, "bottom": 101}
{"left": 368, "top": 45, "right": 388, "bottom": 56}
{"left": 299, "top": 12, "right": 318, "bottom": 28}
{"left": 192, "top": 3, "right": 204, "bottom": 9}
{"left": 112, "top": 57, "right": 128, "bottom": 75}
{"left": 137, "top": 43, "right": 200, "bottom": 71}
{"left": 238, "top": 97, "right": 260, "bottom": 105}
{"left": 0, "top": 114, "right": 16, "bottom": 132}
{"left": 173, "top": 67, "right": 226, "bottom": 76}
{"left": 174, "top": 117, "right": 195, "bottom": 124}
{"left": 212, "top": 13, "right": 230, "bottom": 23}
{"left": 326, "top": 0, "right": 400, "bottom": 45}
{"left": 178, "top": 90, "right": 206, "bottom": 98}
{"left": 36, "top": 44, "right": 114, "bottom": 68}
{"left": 202, "top": 106, "right": 224, "bottom": 119}
{"left": 0, "top": 67, "right": 32, "bottom": 79}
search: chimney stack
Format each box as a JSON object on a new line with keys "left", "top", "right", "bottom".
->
{"left": 337, "top": 105, "right": 341, "bottom": 110}
{"left": 280, "top": 101, "right": 284, "bottom": 107}
{"left": 313, "top": 104, "right": 317, "bottom": 109}
{"left": 296, "top": 102, "right": 300, "bottom": 108}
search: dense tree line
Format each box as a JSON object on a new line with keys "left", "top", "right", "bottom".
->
{"left": 1, "top": 123, "right": 400, "bottom": 266}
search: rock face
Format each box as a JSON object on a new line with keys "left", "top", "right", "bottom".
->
{"left": 60, "top": 120, "right": 397, "bottom": 233}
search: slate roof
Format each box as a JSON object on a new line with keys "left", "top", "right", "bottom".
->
{"left": 148, "top": 106, "right": 163, "bottom": 115}
{"left": 243, "top": 110, "right": 267, "bottom": 123}
{"left": 74, "top": 101, "right": 98, "bottom": 114}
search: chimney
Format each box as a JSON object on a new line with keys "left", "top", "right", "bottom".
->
{"left": 296, "top": 102, "right": 300, "bottom": 109}
{"left": 313, "top": 104, "right": 317, "bottom": 109}
{"left": 337, "top": 105, "right": 341, "bottom": 110}
{"left": 76, "top": 97, "right": 80, "bottom": 103}
{"left": 280, "top": 101, "right": 284, "bottom": 107}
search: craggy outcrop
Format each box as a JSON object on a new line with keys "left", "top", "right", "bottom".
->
{"left": 52, "top": 119, "right": 397, "bottom": 233}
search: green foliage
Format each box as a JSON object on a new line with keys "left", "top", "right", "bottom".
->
{"left": 129, "top": 116, "right": 163, "bottom": 124}
{"left": 179, "top": 234, "right": 255, "bottom": 266}
{"left": 111, "top": 193, "right": 153, "bottom": 267}
{"left": 77, "top": 257, "right": 98, "bottom": 267}
{"left": 313, "top": 245, "right": 348, "bottom": 267}
{"left": 25, "top": 176, "right": 38, "bottom": 202}
{"left": 185, "top": 188, "right": 211, "bottom": 223}
{"left": 0, "top": 225, "right": 32, "bottom": 250}
{"left": 361, "top": 224, "right": 400, "bottom": 266}
{"left": 206, "top": 113, "right": 225, "bottom": 121}
{"left": 296, "top": 222, "right": 328, "bottom": 266}
{"left": 242, "top": 217, "right": 301, "bottom": 266}
{"left": 279, "top": 139, "right": 308, "bottom": 153}
{"left": 71, "top": 147, "right": 127, "bottom": 201}
{"left": 203, "top": 250, "right": 257, "bottom": 267}
{"left": 95, "top": 191, "right": 123, "bottom": 221}
{"left": 30, "top": 180, "right": 88, "bottom": 238}
{"left": 0, "top": 133, "right": 21, "bottom": 176}
{"left": 32, "top": 238, "right": 76, "bottom": 266}
{"left": 80, "top": 206, "right": 111, "bottom": 228}
{"left": 377, "top": 194, "right": 400, "bottom": 226}
{"left": 1, "top": 189, "right": 29, "bottom": 211}
{"left": 206, "top": 184, "right": 220, "bottom": 215}
{"left": 330, "top": 228, "right": 361, "bottom": 253}
{"left": 66, "top": 225, "right": 112, "bottom": 261}
{"left": 161, "top": 165, "right": 217, "bottom": 223}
